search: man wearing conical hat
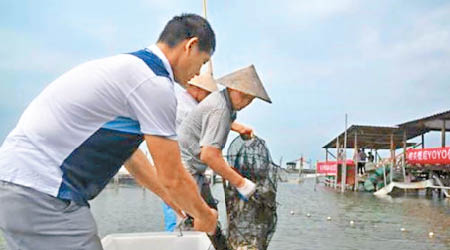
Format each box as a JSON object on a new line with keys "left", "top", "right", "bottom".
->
{"left": 175, "top": 61, "right": 218, "bottom": 128}
{"left": 177, "top": 64, "right": 271, "bottom": 250}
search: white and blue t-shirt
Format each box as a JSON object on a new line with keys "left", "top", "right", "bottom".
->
{"left": 0, "top": 45, "right": 177, "bottom": 206}
{"left": 174, "top": 84, "right": 199, "bottom": 129}
{"left": 137, "top": 84, "right": 199, "bottom": 163}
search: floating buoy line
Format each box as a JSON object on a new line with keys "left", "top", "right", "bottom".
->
{"left": 287, "top": 211, "right": 438, "bottom": 239}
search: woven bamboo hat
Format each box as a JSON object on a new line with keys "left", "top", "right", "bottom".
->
{"left": 187, "top": 61, "right": 218, "bottom": 93}
{"left": 217, "top": 65, "right": 271, "bottom": 103}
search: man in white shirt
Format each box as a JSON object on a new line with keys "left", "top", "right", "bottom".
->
{"left": 0, "top": 14, "right": 218, "bottom": 250}
{"left": 125, "top": 62, "right": 218, "bottom": 232}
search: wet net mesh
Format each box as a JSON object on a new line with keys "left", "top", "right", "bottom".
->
{"left": 224, "top": 135, "right": 278, "bottom": 250}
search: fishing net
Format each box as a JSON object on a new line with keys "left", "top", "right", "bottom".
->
{"left": 224, "top": 135, "right": 278, "bottom": 250}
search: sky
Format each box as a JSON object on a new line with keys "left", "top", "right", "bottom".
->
{"left": 1, "top": 0, "right": 450, "bottom": 165}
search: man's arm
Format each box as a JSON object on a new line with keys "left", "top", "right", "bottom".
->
{"left": 200, "top": 146, "right": 245, "bottom": 188}
{"left": 231, "top": 122, "right": 253, "bottom": 138}
{"left": 124, "top": 149, "right": 183, "bottom": 217}
{"left": 144, "top": 135, "right": 217, "bottom": 233}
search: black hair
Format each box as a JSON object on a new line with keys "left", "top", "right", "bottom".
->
{"left": 158, "top": 13, "right": 216, "bottom": 55}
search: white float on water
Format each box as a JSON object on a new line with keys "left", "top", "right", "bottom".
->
{"left": 327, "top": 216, "right": 332, "bottom": 221}
{"left": 428, "top": 232, "right": 434, "bottom": 238}
{"left": 400, "top": 228, "right": 406, "bottom": 232}
{"left": 102, "top": 232, "right": 214, "bottom": 250}
{"left": 349, "top": 220, "right": 354, "bottom": 226}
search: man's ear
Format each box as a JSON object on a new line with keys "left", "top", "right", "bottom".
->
{"left": 185, "top": 37, "right": 199, "bottom": 54}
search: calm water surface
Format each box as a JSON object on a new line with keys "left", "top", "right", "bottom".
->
{"left": 1, "top": 178, "right": 449, "bottom": 250}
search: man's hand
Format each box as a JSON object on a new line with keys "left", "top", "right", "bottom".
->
{"left": 231, "top": 122, "right": 253, "bottom": 139}
{"left": 238, "top": 125, "right": 253, "bottom": 138}
{"left": 165, "top": 200, "right": 186, "bottom": 218}
{"left": 124, "top": 149, "right": 185, "bottom": 217}
{"left": 193, "top": 208, "right": 218, "bottom": 235}
{"left": 236, "top": 178, "right": 257, "bottom": 200}
{"left": 145, "top": 135, "right": 214, "bottom": 230}
{"left": 201, "top": 146, "right": 246, "bottom": 188}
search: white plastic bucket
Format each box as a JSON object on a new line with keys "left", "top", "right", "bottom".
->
{"left": 102, "top": 231, "right": 214, "bottom": 250}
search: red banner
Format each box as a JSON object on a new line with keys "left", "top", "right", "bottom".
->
{"left": 406, "top": 147, "right": 450, "bottom": 165}
{"left": 317, "top": 160, "right": 355, "bottom": 176}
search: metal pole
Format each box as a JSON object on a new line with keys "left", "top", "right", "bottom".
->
{"left": 298, "top": 155, "right": 303, "bottom": 183}
{"left": 278, "top": 157, "right": 283, "bottom": 184}
{"left": 335, "top": 137, "right": 340, "bottom": 189}
{"left": 354, "top": 131, "right": 358, "bottom": 191}
{"left": 390, "top": 134, "right": 394, "bottom": 183}
{"left": 375, "top": 149, "right": 378, "bottom": 164}
{"left": 326, "top": 148, "right": 329, "bottom": 162}
{"left": 314, "top": 161, "right": 318, "bottom": 191}
{"left": 342, "top": 114, "right": 348, "bottom": 193}
{"left": 202, "top": 0, "right": 214, "bottom": 79}
{"left": 202, "top": 0, "right": 208, "bottom": 18}
{"left": 422, "top": 133, "right": 425, "bottom": 149}
{"left": 402, "top": 130, "right": 407, "bottom": 182}
{"left": 442, "top": 120, "right": 446, "bottom": 147}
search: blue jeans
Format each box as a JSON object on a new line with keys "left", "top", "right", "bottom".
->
{"left": 162, "top": 202, "right": 177, "bottom": 232}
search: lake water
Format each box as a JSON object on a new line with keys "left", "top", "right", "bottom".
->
{"left": 1, "top": 177, "right": 449, "bottom": 249}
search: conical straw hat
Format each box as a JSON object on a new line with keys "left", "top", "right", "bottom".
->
{"left": 188, "top": 61, "right": 218, "bottom": 93}
{"left": 217, "top": 65, "right": 271, "bottom": 103}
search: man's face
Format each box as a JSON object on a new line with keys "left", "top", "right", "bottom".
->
{"left": 173, "top": 39, "right": 211, "bottom": 85}
{"left": 187, "top": 85, "right": 211, "bottom": 102}
{"left": 229, "top": 89, "right": 255, "bottom": 111}
{"left": 196, "top": 88, "right": 211, "bottom": 102}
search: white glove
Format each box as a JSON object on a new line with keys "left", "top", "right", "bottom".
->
{"left": 236, "top": 178, "right": 256, "bottom": 200}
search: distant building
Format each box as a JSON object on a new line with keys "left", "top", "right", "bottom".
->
{"left": 286, "top": 161, "right": 297, "bottom": 170}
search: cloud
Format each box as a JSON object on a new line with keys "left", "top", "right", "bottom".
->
{"left": 240, "top": 2, "right": 450, "bottom": 161}
{"left": 355, "top": 5, "right": 450, "bottom": 97}
{"left": 284, "top": 0, "right": 358, "bottom": 24}
{"left": 1, "top": 0, "right": 450, "bottom": 163}
{"left": 290, "top": 0, "right": 357, "bottom": 18}
{"left": 358, "top": 4, "right": 450, "bottom": 59}
{"left": 66, "top": 21, "right": 120, "bottom": 51}
{"left": 0, "top": 30, "right": 84, "bottom": 74}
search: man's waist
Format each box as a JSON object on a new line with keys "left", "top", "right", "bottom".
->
{"left": 182, "top": 158, "right": 207, "bottom": 175}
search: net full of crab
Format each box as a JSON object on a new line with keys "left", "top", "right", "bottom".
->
{"left": 224, "top": 136, "right": 278, "bottom": 250}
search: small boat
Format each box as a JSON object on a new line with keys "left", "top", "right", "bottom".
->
{"left": 102, "top": 231, "right": 215, "bottom": 250}
{"left": 374, "top": 179, "right": 434, "bottom": 196}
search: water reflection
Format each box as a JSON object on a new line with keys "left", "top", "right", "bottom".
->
{"left": 270, "top": 179, "right": 450, "bottom": 250}
{"left": 0, "top": 178, "right": 449, "bottom": 250}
